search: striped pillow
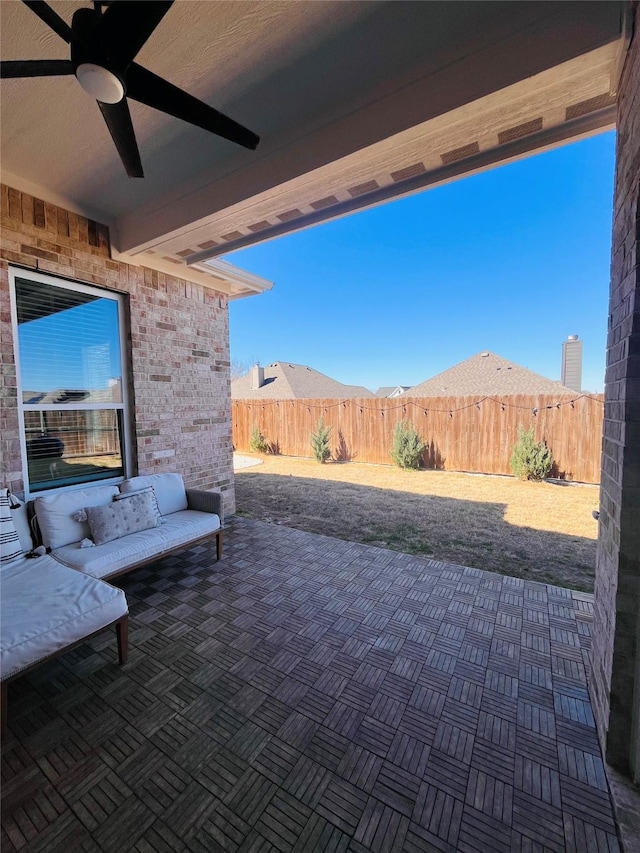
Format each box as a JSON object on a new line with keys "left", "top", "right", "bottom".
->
{"left": 1, "top": 488, "right": 22, "bottom": 565}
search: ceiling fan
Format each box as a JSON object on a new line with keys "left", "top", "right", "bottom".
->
{"left": 0, "top": 0, "right": 260, "bottom": 177}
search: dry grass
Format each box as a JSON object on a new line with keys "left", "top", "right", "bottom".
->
{"left": 235, "top": 455, "right": 599, "bottom": 591}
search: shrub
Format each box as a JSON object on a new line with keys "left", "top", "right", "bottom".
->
{"left": 510, "top": 426, "right": 553, "bottom": 481}
{"left": 249, "top": 425, "right": 270, "bottom": 453}
{"left": 311, "top": 418, "right": 332, "bottom": 463}
{"left": 391, "top": 420, "right": 425, "bottom": 469}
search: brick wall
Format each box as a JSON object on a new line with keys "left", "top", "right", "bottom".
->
{"left": 0, "top": 185, "right": 235, "bottom": 515}
{"left": 590, "top": 3, "right": 640, "bottom": 781}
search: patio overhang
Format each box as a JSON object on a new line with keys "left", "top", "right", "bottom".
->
{"left": 112, "top": 252, "right": 274, "bottom": 300}
{"left": 0, "top": 1, "right": 627, "bottom": 276}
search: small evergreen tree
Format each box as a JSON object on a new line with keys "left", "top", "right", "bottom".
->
{"left": 311, "top": 418, "right": 332, "bottom": 463}
{"left": 391, "top": 420, "right": 425, "bottom": 470}
{"left": 510, "top": 426, "right": 553, "bottom": 481}
{"left": 249, "top": 424, "right": 269, "bottom": 453}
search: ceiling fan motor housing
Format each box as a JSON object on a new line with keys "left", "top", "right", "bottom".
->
{"left": 71, "top": 6, "right": 125, "bottom": 103}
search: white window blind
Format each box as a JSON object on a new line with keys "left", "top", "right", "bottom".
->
{"left": 12, "top": 270, "right": 130, "bottom": 495}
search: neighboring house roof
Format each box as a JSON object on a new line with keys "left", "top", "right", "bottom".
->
{"left": 405, "top": 351, "right": 576, "bottom": 397}
{"left": 375, "top": 386, "right": 411, "bottom": 397}
{"left": 23, "top": 380, "right": 123, "bottom": 405}
{"left": 232, "top": 362, "right": 373, "bottom": 399}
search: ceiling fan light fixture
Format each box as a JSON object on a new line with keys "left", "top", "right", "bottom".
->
{"left": 75, "top": 63, "right": 124, "bottom": 104}
{"left": 6, "top": 0, "right": 258, "bottom": 177}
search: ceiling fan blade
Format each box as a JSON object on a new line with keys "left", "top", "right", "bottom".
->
{"left": 95, "top": 1, "right": 174, "bottom": 70}
{"left": 126, "top": 64, "right": 260, "bottom": 150}
{"left": 22, "top": 1, "right": 75, "bottom": 44}
{"left": 0, "top": 59, "right": 74, "bottom": 78}
{"left": 99, "top": 100, "right": 144, "bottom": 178}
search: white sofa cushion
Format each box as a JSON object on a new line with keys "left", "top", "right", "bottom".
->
{"left": 0, "top": 555, "right": 128, "bottom": 680}
{"left": 35, "top": 485, "right": 119, "bottom": 550}
{"left": 120, "top": 473, "right": 188, "bottom": 517}
{"left": 52, "top": 509, "right": 220, "bottom": 579}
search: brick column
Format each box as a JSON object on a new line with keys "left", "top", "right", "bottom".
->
{"left": 590, "top": 2, "right": 640, "bottom": 782}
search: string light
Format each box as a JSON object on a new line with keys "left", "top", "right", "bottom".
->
{"left": 235, "top": 393, "right": 602, "bottom": 413}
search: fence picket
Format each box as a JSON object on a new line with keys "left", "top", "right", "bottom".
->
{"left": 233, "top": 394, "right": 603, "bottom": 483}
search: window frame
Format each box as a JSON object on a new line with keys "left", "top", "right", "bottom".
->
{"left": 9, "top": 265, "right": 133, "bottom": 498}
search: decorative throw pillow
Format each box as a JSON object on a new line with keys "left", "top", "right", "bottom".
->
{"left": 114, "top": 487, "right": 164, "bottom": 524}
{"left": 85, "top": 490, "right": 160, "bottom": 546}
{"left": 7, "top": 493, "right": 34, "bottom": 553}
{"left": 1, "top": 488, "right": 23, "bottom": 564}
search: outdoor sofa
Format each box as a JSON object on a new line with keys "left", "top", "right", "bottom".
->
{"left": 1, "top": 472, "right": 223, "bottom": 732}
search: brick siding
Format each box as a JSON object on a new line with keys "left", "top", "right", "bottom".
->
{"left": 591, "top": 3, "right": 640, "bottom": 780}
{"left": 0, "top": 185, "right": 235, "bottom": 515}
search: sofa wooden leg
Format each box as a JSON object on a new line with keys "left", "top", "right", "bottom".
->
{"left": 116, "top": 616, "right": 128, "bottom": 665}
{"left": 1, "top": 681, "right": 8, "bottom": 738}
{"left": 216, "top": 530, "right": 223, "bottom": 561}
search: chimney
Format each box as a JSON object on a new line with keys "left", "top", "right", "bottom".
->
{"left": 250, "top": 363, "right": 264, "bottom": 390}
{"left": 561, "top": 335, "right": 583, "bottom": 391}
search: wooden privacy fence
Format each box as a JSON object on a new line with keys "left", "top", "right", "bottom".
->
{"left": 232, "top": 393, "right": 605, "bottom": 484}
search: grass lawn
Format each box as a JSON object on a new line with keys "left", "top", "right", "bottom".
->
{"left": 234, "top": 455, "right": 599, "bottom": 591}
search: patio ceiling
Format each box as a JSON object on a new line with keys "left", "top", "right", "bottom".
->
{"left": 0, "top": 1, "right": 625, "bottom": 281}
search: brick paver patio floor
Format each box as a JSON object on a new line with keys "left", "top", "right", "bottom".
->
{"left": 1, "top": 519, "right": 620, "bottom": 852}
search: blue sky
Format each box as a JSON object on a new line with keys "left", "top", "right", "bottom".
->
{"left": 228, "top": 131, "right": 615, "bottom": 393}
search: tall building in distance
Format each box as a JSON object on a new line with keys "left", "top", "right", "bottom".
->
{"left": 561, "top": 334, "right": 583, "bottom": 392}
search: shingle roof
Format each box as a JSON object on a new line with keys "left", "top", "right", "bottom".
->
{"left": 375, "top": 386, "right": 411, "bottom": 397}
{"left": 231, "top": 362, "right": 373, "bottom": 399}
{"left": 405, "top": 351, "right": 576, "bottom": 397}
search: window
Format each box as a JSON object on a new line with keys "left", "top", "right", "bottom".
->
{"left": 10, "top": 268, "right": 131, "bottom": 496}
